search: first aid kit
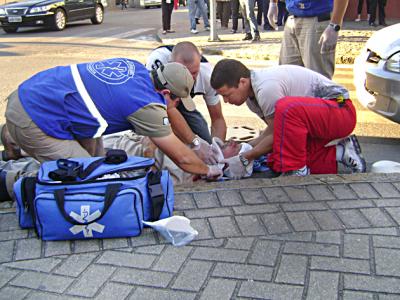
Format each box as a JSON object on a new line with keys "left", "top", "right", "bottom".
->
{"left": 14, "top": 150, "right": 174, "bottom": 241}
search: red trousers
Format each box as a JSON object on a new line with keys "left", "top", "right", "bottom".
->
{"left": 269, "top": 96, "right": 356, "bottom": 174}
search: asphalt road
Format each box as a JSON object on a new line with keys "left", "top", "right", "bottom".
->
{"left": 0, "top": 7, "right": 399, "bottom": 168}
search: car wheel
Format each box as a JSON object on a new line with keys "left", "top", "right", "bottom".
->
{"left": 144, "top": 6, "right": 149, "bottom": 9}
{"left": 3, "top": 26, "right": 18, "bottom": 33}
{"left": 91, "top": 4, "right": 104, "bottom": 25}
{"left": 51, "top": 8, "right": 66, "bottom": 31}
{"left": 157, "top": 5, "right": 161, "bottom": 8}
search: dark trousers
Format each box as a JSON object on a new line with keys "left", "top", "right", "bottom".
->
{"left": 369, "top": 0, "right": 386, "bottom": 24}
{"left": 217, "top": 1, "right": 231, "bottom": 27}
{"left": 161, "top": 0, "right": 174, "bottom": 30}
{"left": 357, "top": 0, "right": 370, "bottom": 14}
{"left": 231, "top": 0, "right": 244, "bottom": 31}
{"left": 177, "top": 101, "right": 212, "bottom": 144}
{"left": 277, "top": 1, "right": 288, "bottom": 26}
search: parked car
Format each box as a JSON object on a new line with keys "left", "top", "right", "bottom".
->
{"left": 0, "top": 0, "right": 107, "bottom": 33}
{"left": 139, "top": 0, "right": 161, "bottom": 9}
{"left": 354, "top": 23, "right": 400, "bottom": 124}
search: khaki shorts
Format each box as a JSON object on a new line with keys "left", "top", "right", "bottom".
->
{"left": 5, "top": 90, "right": 90, "bottom": 163}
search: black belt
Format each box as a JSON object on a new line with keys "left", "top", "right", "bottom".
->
{"left": 292, "top": 13, "right": 330, "bottom": 22}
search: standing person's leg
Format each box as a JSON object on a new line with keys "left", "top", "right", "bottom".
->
{"left": 197, "top": 0, "right": 210, "bottom": 28}
{"left": 378, "top": 0, "right": 386, "bottom": 25}
{"left": 270, "top": 97, "right": 357, "bottom": 175}
{"left": 167, "top": 2, "right": 174, "bottom": 31}
{"left": 231, "top": 0, "right": 239, "bottom": 32}
{"left": 188, "top": 0, "right": 198, "bottom": 32}
{"left": 246, "top": 0, "right": 259, "bottom": 36}
{"left": 221, "top": 2, "right": 231, "bottom": 27}
{"left": 279, "top": 16, "right": 304, "bottom": 66}
{"left": 301, "top": 17, "right": 335, "bottom": 79}
{"left": 369, "top": 0, "right": 377, "bottom": 25}
{"left": 255, "top": 0, "right": 263, "bottom": 25}
{"left": 217, "top": 1, "right": 223, "bottom": 25}
{"left": 161, "top": 0, "right": 169, "bottom": 32}
{"left": 355, "top": 0, "right": 362, "bottom": 20}
{"left": 239, "top": 0, "right": 252, "bottom": 39}
{"left": 366, "top": 0, "right": 371, "bottom": 21}
{"left": 277, "top": 0, "right": 285, "bottom": 25}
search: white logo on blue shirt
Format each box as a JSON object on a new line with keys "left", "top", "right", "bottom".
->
{"left": 87, "top": 58, "right": 135, "bottom": 85}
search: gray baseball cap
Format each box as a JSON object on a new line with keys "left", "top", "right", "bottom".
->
{"left": 156, "top": 62, "right": 196, "bottom": 111}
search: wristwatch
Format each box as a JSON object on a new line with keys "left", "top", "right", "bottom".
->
{"left": 239, "top": 154, "right": 250, "bottom": 167}
{"left": 329, "top": 23, "right": 341, "bottom": 32}
{"left": 191, "top": 135, "right": 200, "bottom": 149}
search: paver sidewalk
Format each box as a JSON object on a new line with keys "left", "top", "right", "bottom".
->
{"left": 1, "top": 173, "right": 400, "bottom": 299}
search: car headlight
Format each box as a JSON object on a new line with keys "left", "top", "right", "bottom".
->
{"left": 0, "top": 8, "right": 6, "bottom": 15}
{"left": 386, "top": 51, "right": 400, "bottom": 73}
{"left": 29, "top": 5, "right": 52, "bottom": 13}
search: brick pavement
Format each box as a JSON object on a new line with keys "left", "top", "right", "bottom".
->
{"left": 1, "top": 173, "right": 400, "bottom": 299}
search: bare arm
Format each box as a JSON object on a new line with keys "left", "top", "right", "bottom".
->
{"left": 243, "top": 117, "right": 274, "bottom": 161}
{"left": 331, "top": 0, "right": 350, "bottom": 25}
{"left": 167, "top": 106, "right": 195, "bottom": 144}
{"left": 150, "top": 133, "right": 209, "bottom": 175}
{"left": 207, "top": 102, "right": 227, "bottom": 141}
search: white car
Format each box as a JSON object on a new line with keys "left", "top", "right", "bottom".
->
{"left": 354, "top": 23, "right": 400, "bottom": 124}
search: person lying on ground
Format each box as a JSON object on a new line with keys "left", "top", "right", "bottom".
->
{"left": 210, "top": 59, "right": 366, "bottom": 178}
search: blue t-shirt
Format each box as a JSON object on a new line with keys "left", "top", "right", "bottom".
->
{"left": 286, "top": 0, "right": 333, "bottom": 17}
{"left": 18, "top": 58, "right": 166, "bottom": 140}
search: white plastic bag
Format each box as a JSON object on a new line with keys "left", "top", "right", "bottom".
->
{"left": 143, "top": 216, "right": 198, "bottom": 247}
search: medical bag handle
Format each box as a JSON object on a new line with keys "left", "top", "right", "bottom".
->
{"left": 79, "top": 150, "right": 128, "bottom": 180}
{"left": 147, "top": 171, "right": 164, "bottom": 221}
{"left": 54, "top": 183, "right": 122, "bottom": 225}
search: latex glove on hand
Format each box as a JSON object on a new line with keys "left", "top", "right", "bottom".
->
{"left": 206, "top": 164, "right": 223, "bottom": 181}
{"left": 222, "top": 154, "right": 253, "bottom": 180}
{"left": 192, "top": 135, "right": 219, "bottom": 165}
{"left": 319, "top": 25, "right": 339, "bottom": 54}
{"left": 267, "top": 2, "right": 278, "bottom": 30}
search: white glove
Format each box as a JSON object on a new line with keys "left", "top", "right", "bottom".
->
{"left": 267, "top": 2, "right": 278, "bottom": 30}
{"left": 192, "top": 136, "right": 218, "bottom": 165}
{"left": 222, "top": 155, "right": 248, "bottom": 180}
{"left": 206, "top": 165, "right": 223, "bottom": 180}
{"left": 319, "top": 25, "right": 339, "bottom": 54}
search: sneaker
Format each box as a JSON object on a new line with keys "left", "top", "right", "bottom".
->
{"left": 282, "top": 166, "right": 310, "bottom": 176}
{"left": 231, "top": 29, "right": 237, "bottom": 34}
{"left": 205, "top": 26, "right": 210, "bottom": 31}
{"left": 162, "top": 30, "right": 167, "bottom": 34}
{"left": 354, "top": 18, "right": 361, "bottom": 22}
{"left": 338, "top": 135, "right": 366, "bottom": 173}
{"left": 191, "top": 29, "right": 199, "bottom": 34}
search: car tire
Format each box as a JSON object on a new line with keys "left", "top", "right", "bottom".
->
{"left": 157, "top": 5, "right": 161, "bottom": 8}
{"left": 3, "top": 26, "right": 18, "bottom": 33}
{"left": 91, "top": 4, "right": 104, "bottom": 25}
{"left": 51, "top": 8, "right": 67, "bottom": 31}
{"left": 144, "top": 6, "right": 149, "bottom": 9}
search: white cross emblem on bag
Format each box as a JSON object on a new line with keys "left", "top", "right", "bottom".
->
{"left": 69, "top": 205, "right": 105, "bottom": 238}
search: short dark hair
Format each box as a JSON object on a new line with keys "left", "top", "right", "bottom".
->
{"left": 211, "top": 59, "right": 250, "bottom": 89}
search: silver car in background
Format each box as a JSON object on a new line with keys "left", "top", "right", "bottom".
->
{"left": 354, "top": 23, "right": 400, "bottom": 124}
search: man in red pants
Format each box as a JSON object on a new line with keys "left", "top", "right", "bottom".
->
{"left": 210, "top": 59, "right": 366, "bottom": 178}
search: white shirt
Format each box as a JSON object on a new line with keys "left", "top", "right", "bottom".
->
{"left": 247, "top": 65, "right": 349, "bottom": 119}
{"left": 146, "top": 46, "right": 220, "bottom": 106}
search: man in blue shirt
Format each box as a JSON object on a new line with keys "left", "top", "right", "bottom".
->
{"left": 4, "top": 58, "right": 222, "bottom": 180}
{"left": 267, "top": 0, "right": 349, "bottom": 79}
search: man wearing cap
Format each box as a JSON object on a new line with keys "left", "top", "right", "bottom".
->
{"left": 4, "top": 58, "right": 222, "bottom": 185}
{"left": 146, "top": 42, "right": 227, "bottom": 164}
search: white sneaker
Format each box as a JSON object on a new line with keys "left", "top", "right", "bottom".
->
{"left": 282, "top": 166, "right": 310, "bottom": 176}
{"left": 205, "top": 26, "right": 210, "bottom": 31}
{"left": 190, "top": 29, "right": 198, "bottom": 34}
{"left": 338, "top": 135, "right": 366, "bottom": 173}
{"left": 355, "top": 18, "right": 361, "bottom": 22}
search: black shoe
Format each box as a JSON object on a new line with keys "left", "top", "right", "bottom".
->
{"left": 231, "top": 29, "right": 237, "bottom": 33}
{"left": 252, "top": 31, "right": 260, "bottom": 42}
{"left": 195, "top": 18, "right": 200, "bottom": 24}
{"left": 369, "top": 22, "right": 377, "bottom": 27}
{"left": 379, "top": 22, "right": 387, "bottom": 26}
{"left": 242, "top": 33, "right": 252, "bottom": 41}
{"left": 0, "top": 169, "right": 12, "bottom": 202}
